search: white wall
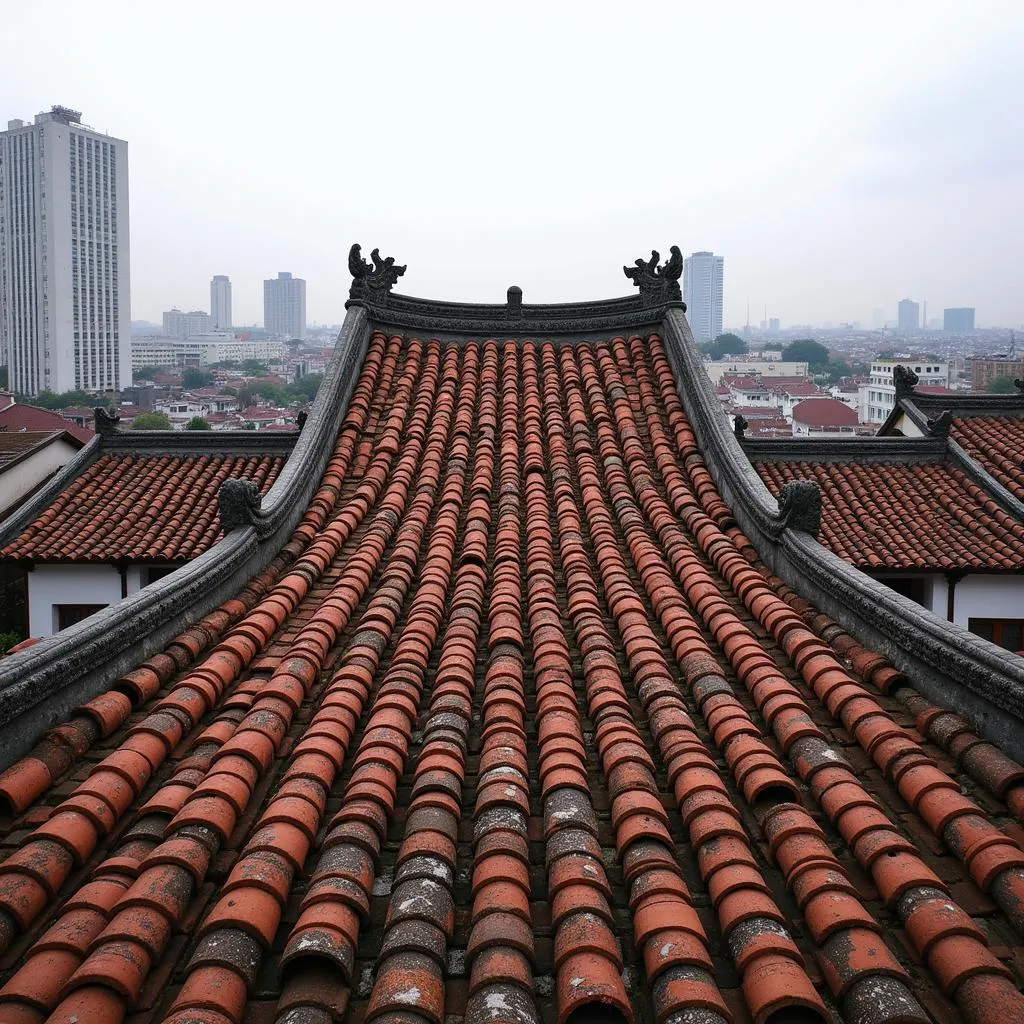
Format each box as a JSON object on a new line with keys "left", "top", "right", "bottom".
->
{"left": 952, "top": 575, "right": 1024, "bottom": 629}
{"left": 0, "top": 438, "right": 80, "bottom": 519}
{"left": 27, "top": 563, "right": 122, "bottom": 637}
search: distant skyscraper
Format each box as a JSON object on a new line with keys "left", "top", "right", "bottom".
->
{"left": 0, "top": 106, "right": 130, "bottom": 395}
{"left": 162, "top": 309, "right": 212, "bottom": 339}
{"left": 768, "top": 317, "right": 780, "bottom": 332}
{"left": 944, "top": 307, "right": 976, "bottom": 333}
{"left": 263, "top": 272, "right": 306, "bottom": 340}
{"left": 897, "top": 298, "right": 919, "bottom": 336}
{"left": 683, "top": 251, "right": 724, "bottom": 342}
{"left": 211, "top": 275, "right": 232, "bottom": 330}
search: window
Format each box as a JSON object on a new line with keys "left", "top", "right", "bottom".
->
{"left": 968, "top": 618, "right": 1024, "bottom": 653}
{"left": 880, "top": 577, "right": 928, "bottom": 607}
{"left": 55, "top": 603, "right": 107, "bottom": 631}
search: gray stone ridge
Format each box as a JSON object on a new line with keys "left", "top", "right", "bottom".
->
{"left": 659, "top": 307, "right": 1024, "bottom": 760}
{"left": 0, "top": 306, "right": 371, "bottom": 770}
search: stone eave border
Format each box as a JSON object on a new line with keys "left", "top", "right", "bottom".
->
{"left": 661, "top": 308, "right": 1024, "bottom": 759}
{"left": 0, "top": 306, "right": 370, "bottom": 769}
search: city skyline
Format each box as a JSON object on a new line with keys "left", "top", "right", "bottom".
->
{"left": 2, "top": 6, "right": 1022, "bottom": 330}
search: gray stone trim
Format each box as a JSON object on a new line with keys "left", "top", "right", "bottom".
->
{"left": 0, "top": 435, "right": 102, "bottom": 548}
{"left": 742, "top": 436, "right": 947, "bottom": 464}
{"left": 661, "top": 308, "right": 1024, "bottom": 760}
{"left": 0, "top": 306, "right": 370, "bottom": 770}
{"left": 102, "top": 430, "right": 299, "bottom": 457}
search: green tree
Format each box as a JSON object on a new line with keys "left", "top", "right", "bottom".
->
{"left": 182, "top": 368, "right": 215, "bottom": 389}
{"left": 240, "top": 359, "right": 270, "bottom": 377}
{"left": 782, "top": 339, "right": 831, "bottom": 368}
{"left": 0, "top": 365, "right": 8, "bottom": 389}
{"left": 25, "top": 388, "right": 95, "bottom": 410}
{"left": 184, "top": 416, "right": 211, "bottom": 430}
{"left": 133, "top": 365, "right": 165, "bottom": 380}
{"left": 289, "top": 373, "right": 324, "bottom": 402}
{"left": 988, "top": 375, "right": 1017, "bottom": 394}
{"left": 132, "top": 411, "right": 172, "bottom": 430}
{"left": 711, "top": 333, "right": 748, "bottom": 357}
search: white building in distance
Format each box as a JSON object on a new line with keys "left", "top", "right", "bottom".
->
{"left": 211, "top": 275, "right": 232, "bottom": 330}
{"left": 683, "top": 251, "right": 724, "bottom": 342}
{"left": 264, "top": 272, "right": 306, "bottom": 340}
{"left": 163, "top": 309, "right": 212, "bottom": 339}
{"left": 0, "top": 106, "right": 130, "bottom": 395}
{"left": 131, "top": 335, "right": 285, "bottom": 370}
{"left": 859, "top": 358, "right": 948, "bottom": 424}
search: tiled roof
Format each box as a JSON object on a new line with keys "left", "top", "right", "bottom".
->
{"left": 0, "top": 431, "right": 72, "bottom": 469}
{"left": 0, "top": 402, "right": 93, "bottom": 443}
{"left": 0, "top": 332, "right": 1023, "bottom": 1023}
{"left": 757, "top": 459, "right": 1024, "bottom": 570}
{"left": 953, "top": 415, "right": 1024, "bottom": 501}
{"left": 791, "top": 398, "right": 859, "bottom": 427}
{"left": 1, "top": 453, "right": 283, "bottom": 562}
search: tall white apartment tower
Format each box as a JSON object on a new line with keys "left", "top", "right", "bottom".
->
{"left": 0, "top": 106, "right": 130, "bottom": 395}
{"left": 211, "top": 274, "right": 232, "bottom": 330}
{"left": 682, "top": 251, "right": 724, "bottom": 343}
{"left": 263, "top": 272, "right": 306, "bottom": 340}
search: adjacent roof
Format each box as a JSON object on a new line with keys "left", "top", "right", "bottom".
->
{"left": 953, "top": 415, "right": 1024, "bottom": 501}
{"left": 757, "top": 457, "right": 1024, "bottom": 570}
{"left": 1, "top": 453, "right": 283, "bottom": 561}
{"left": 0, "top": 401, "right": 93, "bottom": 443}
{"left": 0, "top": 430, "right": 82, "bottom": 471}
{"left": 0, "top": 325, "right": 1023, "bottom": 1024}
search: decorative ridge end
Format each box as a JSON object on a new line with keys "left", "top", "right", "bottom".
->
{"left": 777, "top": 480, "right": 821, "bottom": 536}
{"left": 927, "top": 409, "right": 954, "bottom": 439}
{"left": 1014, "top": 378, "right": 1024, "bottom": 394}
{"left": 624, "top": 245, "right": 684, "bottom": 307}
{"left": 347, "top": 243, "right": 406, "bottom": 308}
{"left": 219, "top": 478, "right": 264, "bottom": 534}
{"left": 94, "top": 406, "right": 120, "bottom": 435}
{"left": 733, "top": 414, "right": 748, "bottom": 440}
{"left": 893, "top": 364, "right": 920, "bottom": 401}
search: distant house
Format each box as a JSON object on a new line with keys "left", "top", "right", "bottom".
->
{"left": 790, "top": 398, "right": 859, "bottom": 437}
{"left": 0, "top": 393, "right": 93, "bottom": 443}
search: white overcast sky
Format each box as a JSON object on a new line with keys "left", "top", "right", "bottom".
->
{"left": 2, "top": 1, "right": 1021, "bottom": 328}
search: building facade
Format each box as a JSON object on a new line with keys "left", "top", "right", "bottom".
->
{"left": 162, "top": 309, "right": 212, "bottom": 340}
{"left": 897, "top": 298, "right": 919, "bottom": 335}
{"left": 264, "top": 271, "right": 306, "bottom": 340}
{"left": 131, "top": 335, "right": 285, "bottom": 370}
{"left": 682, "top": 251, "right": 723, "bottom": 342}
{"left": 970, "top": 357, "right": 1024, "bottom": 391}
{"left": 944, "top": 307, "right": 975, "bottom": 334}
{"left": 0, "top": 106, "right": 130, "bottom": 395}
{"left": 859, "top": 359, "right": 948, "bottom": 423}
{"left": 210, "top": 275, "right": 232, "bottom": 330}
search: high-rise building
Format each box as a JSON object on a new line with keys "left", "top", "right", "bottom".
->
{"left": 768, "top": 317, "right": 780, "bottom": 332}
{"left": 0, "top": 106, "right": 130, "bottom": 395}
{"left": 944, "top": 307, "right": 976, "bottom": 334}
{"left": 162, "top": 309, "right": 212, "bottom": 339}
{"left": 211, "top": 275, "right": 232, "bottom": 330}
{"left": 683, "top": 251, "right": 724, "bottom": 342}
{"left": 897, "top": 298, "right": 919, "bottom": 336}
{"left": 263, "top": 272, "right": 306, "bottom": 340}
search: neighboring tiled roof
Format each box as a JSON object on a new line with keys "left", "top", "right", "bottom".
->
{"left": 791, "top": 397, "right": 859, "bottom": 427}
{"left": 1, "top": 453, "right": 283, "bottom": 562}
{"left": 0, "top": 430, "right": 70, "bottom": 469}
{"left": 757, "top": 458, "right": 1024, "bottom": 570}
{"left": 0, "top": 402, "right": 93, "bottom": 442}
{"left": 953, "top": 415, "right": 1024, "bottom": 501}
{"left": 0, "top": 332, "right": 1023, "bottom": 1024}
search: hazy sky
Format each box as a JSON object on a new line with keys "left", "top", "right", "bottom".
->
{"left": 2, "top": 2, "right": 1022, "bottom": 328}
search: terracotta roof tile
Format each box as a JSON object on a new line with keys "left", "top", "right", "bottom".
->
{"left": 1, "top": 453, "right": 284, "bottom": 562}
{"left": 1, "top": 331, "right": 1023, "bottom": 1024}
{"left": 952, "top": 415, "right": 1024, "bottom": 501}
{"left": 756, "top": 459, "right": 1024, "bottom": 570}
